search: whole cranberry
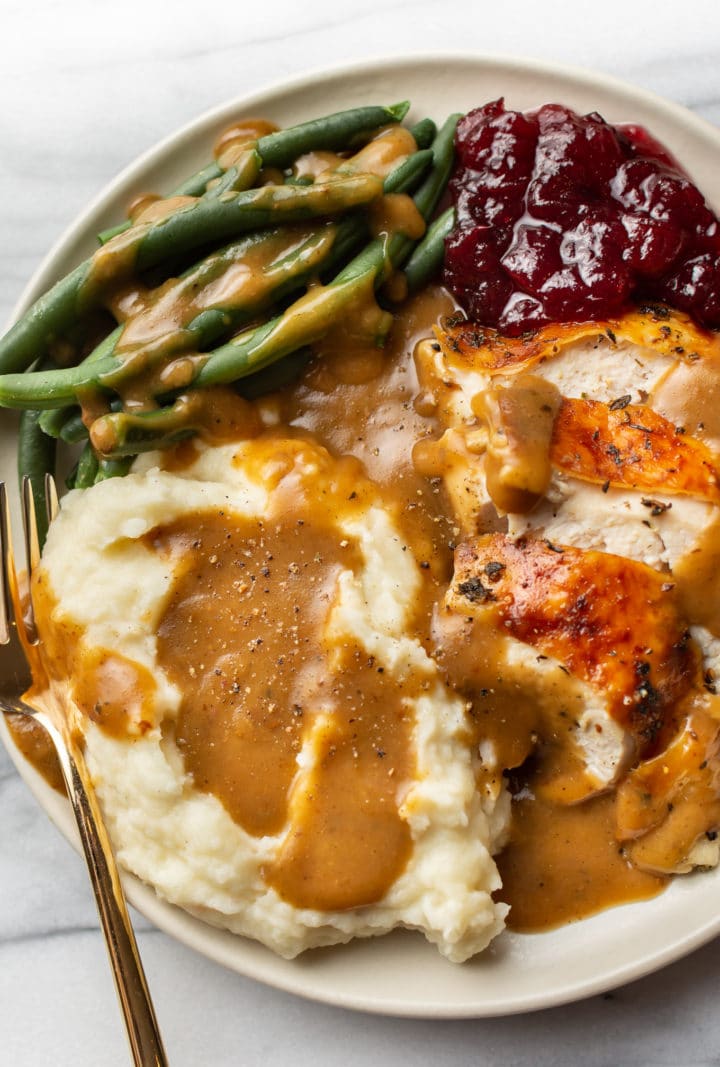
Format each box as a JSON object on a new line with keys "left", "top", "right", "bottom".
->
{"left": 501, "top": 223, "right": 563, "bottom": 291}
{"left": 559, "top": 208, "right": 631, "bottom": 298}
{"left": 656, "top": 253, "right": 720, "bottom": 327}
{"left": 525, "top": 170, "right": 588, "bottom": 226}
{"left": 498, "top": 292, "right": 547, "bottom": 332}
{"left": 622, "top": 214, "right": 686, "bottom": 275}
{"left": 539, "top": 267, "right": 586, "bottom": 319}
{"left": 610, "top": 159, "right": 659, "bottom": 211}
{"left": 443, "top": 225, "right": 514, "bottom": 322}
{"left": 617, "top": 123, "right": 686, "bottom": 172}
{"left": 456, "top": 99, "right": 538, "bottom": 179}
{"left": 581, "top": 114, "right": 626, "bottom": 187}
{"left": 453, "top": 170, "right": 526, "bottom": 228}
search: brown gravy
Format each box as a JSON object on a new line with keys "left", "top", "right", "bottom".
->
{"left": 432, "top": 609, "right": 671, "bottom": 925}
{"left": 153, "top": 508, "right": 363, "bottom": 839}
{"left": 148, "top": 478, "right": 417, "bottom": 911}
{"left": 497, "top": 792, "right": 666, "bottom": 931}
{"left": 6, "top": 712, "right": 65, "bottom": 793}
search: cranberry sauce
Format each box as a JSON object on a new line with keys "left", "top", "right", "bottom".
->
{"left": 443, "top": 99, "right": 720, "bottom": 334}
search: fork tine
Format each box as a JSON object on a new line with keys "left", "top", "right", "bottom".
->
{"left": 0, "top": 483, "right": 13, "bottom": 646}
{"left": 45, "top": 472, "right": 59, "bottom": 523}
{"left": 20, "top": 476, "right": 39, "bottom": 645}
{"left": 21, "top": 475, "right": 41, "bottom": 576}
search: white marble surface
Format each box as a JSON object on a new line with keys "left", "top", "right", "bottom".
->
{"left": 2, "top": 2, "right": 720, "bottom": 1064}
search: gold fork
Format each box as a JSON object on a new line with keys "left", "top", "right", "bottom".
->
{"left": 0, "top": 475, "right": 168, "bottom": 1067}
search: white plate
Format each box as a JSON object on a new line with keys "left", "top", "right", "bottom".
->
{"left": 2, "top": 53, "right": 720, "bottom": 1019}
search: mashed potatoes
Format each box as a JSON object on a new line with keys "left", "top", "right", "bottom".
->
{"left": 35, "top": 433, "right": 509, "bottom": 961}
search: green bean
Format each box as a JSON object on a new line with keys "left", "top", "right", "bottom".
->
{"left": 94, "top": 256, "right": 386, "bottom": 446}
{"left": 91, "top": 398, "right": 200, "bottom": 458}
{"left": 38, "top": 403, "right": 81, "bottom": 439}
{"left": 107, "top": 148, "right": 432, "bottom": 401}
{"left": 56, "top": 396, "right": 122, "bottom": 444}
{"left": 204, "top": 146, "right": 261, "bottom": 199}
{"left": 320, "top": 147, "right": 433, "bottom": 280}
{"left": 148, "top": 225, "right": 340, "bottom": 350}
{"left": 86, "top": 209, "right": 419, "bottom": 426}
{"left": 151, "top": 148, "right": 431, "bottom": 346}
{"left": 94, "top": 346, "right": 317, "bottom": 458}
{"left": 101, "top": 148, "right": 261, "bottom": 246}
{"left": 74, "top": 441, "right": 100, "bottom": 489}
{"left": 94, "top": 456, "right": 133, "bottom": 482}
{"left": 386, "top": 114, "right": 460, "bottom": 271}
{"left": 17, "top": 409, "right": 56, "bottom": 547}
{"left": 111, "top": 146, "right": 430, "bottom": 370}
{"left": 73, "top": 229, "right": 337, "bottom": 391}
{"left": 34, "top": 119, "right": 458, "bottom": 464}
{"left": 259, "top": 102, "right": 410, "bottom": 168}
{"left": 404, "top": 206, "right": 455, "bottom": 294}
{"left": 38, "top": 325, "right": 124, "bottom": 437}
{"left": 124, "top": 174, "right": 384, "bottom": 275}
{"left": 192, "top": 270, "right": 385, "bottom": 390}
{"left": 0, "top": 126, "right": 455, "bottom": 411}
{"left": 0, "top": 261, "right": 88, "bottom": 376}
{"left": 97, "top": 220, "right": 134, "bottom": 244}
{"left": 0, "top": 365, "right": 88, "bottom": 407}
{"left": 58, "top": 411, "right": 90, "bottom": 444}
{"left": 97, "top": 102, "right": 410, "bottom": 243}
{"left": 236, "top": 346, "right": 312, "bottom": 398}
{"left": 409, "top": 118, "right": 437, "bottom": 149}
{"left": 0, "top": 173, "right": 384, "bottom": 376}
{"left": 1, "top": 109, "right": 462, "bottom": 491}
{"left": 171, "top": 160, "right": 231, "bottom": 199}
{"left": 82, "top": 225, "right": 342, "bottom": 383}
{"left": 65, "top": 460, "right": 79, "bottom": 491}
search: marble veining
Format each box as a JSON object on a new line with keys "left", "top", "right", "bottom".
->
{"left": 2, "top": 1, "right": 720, "bottom": 1063}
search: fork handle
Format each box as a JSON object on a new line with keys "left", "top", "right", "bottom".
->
{"left": 38, "top": 711, "right": 169, "bottom": 1067}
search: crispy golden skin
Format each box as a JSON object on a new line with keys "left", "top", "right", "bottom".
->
{"left": 550, "top": 396, "right": 720, "bottom": 502}
{"left": 449, "top": 533, "right": 698, "bottom": 753}
{"left": 435, "top": 304, "right": 720, "bottom": 377}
